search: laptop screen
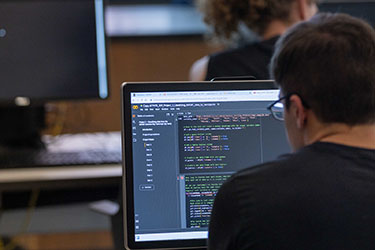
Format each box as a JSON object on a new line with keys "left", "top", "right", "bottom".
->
{"left": 122, "top": 81, "right": 290, "bottom": 249}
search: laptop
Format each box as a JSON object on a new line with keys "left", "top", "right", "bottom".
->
{"left": 121, "top": 80, "right": 290, "bottom": 250}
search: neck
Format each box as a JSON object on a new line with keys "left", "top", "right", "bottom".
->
{"left": 262, "top": 20, "right": 292, "bottom": 40}
{"left": 306, "top": 122, "right": 375, "bottom": 150}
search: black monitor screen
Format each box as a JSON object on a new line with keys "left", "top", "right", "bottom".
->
{"left": 0, "top": 0, "right": 108, "bottom": 104}
{"left": 319, "top": 1, "right": 375, "bottom": 28}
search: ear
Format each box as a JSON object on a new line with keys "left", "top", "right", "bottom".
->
{"left": 295, "top": 0, "right": 308, "bottom": 20}
{"left": 289, "top": 94, "right": 308, "bottom": 129}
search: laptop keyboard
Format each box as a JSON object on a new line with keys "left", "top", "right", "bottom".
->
{"left": 0, "top": 132, "right": 122, "bottom": 169}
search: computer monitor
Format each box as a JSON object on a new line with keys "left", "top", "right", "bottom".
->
{"left": 122, "top": 81, "right": 290, "bottom": 249}
{"left": 319, "top": 0, "right": 375, "bottom": 27}
{"left": 0, "top": 0, "right": 108, "bottom": 148}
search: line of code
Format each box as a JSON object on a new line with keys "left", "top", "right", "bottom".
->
{"left": 178, "top": 114, "right": 266, "bottom": 173}
{"left": 184, "top": 174, "right": 231, "bottom": 228}
{"left": 184, "top": 155, "right": 227, "bottom": 171}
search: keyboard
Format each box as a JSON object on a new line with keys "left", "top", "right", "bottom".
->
{"left": 0, "top": 132, "right": 122, "bottom": 169}
{"left": 0, "top": 150, "right": 122, "bottom": 169}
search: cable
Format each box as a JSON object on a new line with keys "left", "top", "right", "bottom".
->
{"left": 0, "top": 236, "right": 4, "bottom": 250}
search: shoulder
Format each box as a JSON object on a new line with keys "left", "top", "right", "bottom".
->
{"left": 229, "top": 145, "right": 319, "bottom": 188}
{"left": 227, "top": 142, "right": 367, "bottom": 191}
{"left": 189, "top": 56, "right": 209, "bottom": 81}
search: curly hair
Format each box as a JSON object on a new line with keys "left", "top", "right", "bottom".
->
{"left": 197, "top": 0, "right": 317, "bottom": 41}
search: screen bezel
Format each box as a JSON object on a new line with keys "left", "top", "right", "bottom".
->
{"left": 121, "top": 80, "right": 277, "bottom": 250}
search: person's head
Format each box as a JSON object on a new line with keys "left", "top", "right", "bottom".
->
{"left": 270, "top": 13, "right": 375, "bottom": 150}
{"left": 197, "top": 0, "right": 318, "bottom": 42}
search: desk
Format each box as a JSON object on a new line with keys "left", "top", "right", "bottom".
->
{"left": 0, "top": 164, "right": 122, "bottom": 191}
{"left": 0, "top": 164, "right": 122, "bottom": 250}
{"left": 0, "top": 132, "right": 123, "bottom": 246}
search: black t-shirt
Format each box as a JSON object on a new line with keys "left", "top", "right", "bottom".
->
{"left": 209, "top": 142, "right": 375, "bottom": 250}
{"left": 205, "top": 36, "right": 279, "bottom": 81}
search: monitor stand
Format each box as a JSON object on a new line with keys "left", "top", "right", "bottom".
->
{"left": 0, "top": 105, "right": 46, "bottom": 150}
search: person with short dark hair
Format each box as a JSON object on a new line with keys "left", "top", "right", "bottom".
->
{"left": 209, "top": 13, "right": 375, "bottom": 250}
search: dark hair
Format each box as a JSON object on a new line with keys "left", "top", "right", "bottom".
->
{"left": 270, "top": 13, "right": 375, "bottom": 125}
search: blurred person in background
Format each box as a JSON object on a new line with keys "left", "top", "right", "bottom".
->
{"left": 190, "top": 0, "right": 318, "bottom": 81}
